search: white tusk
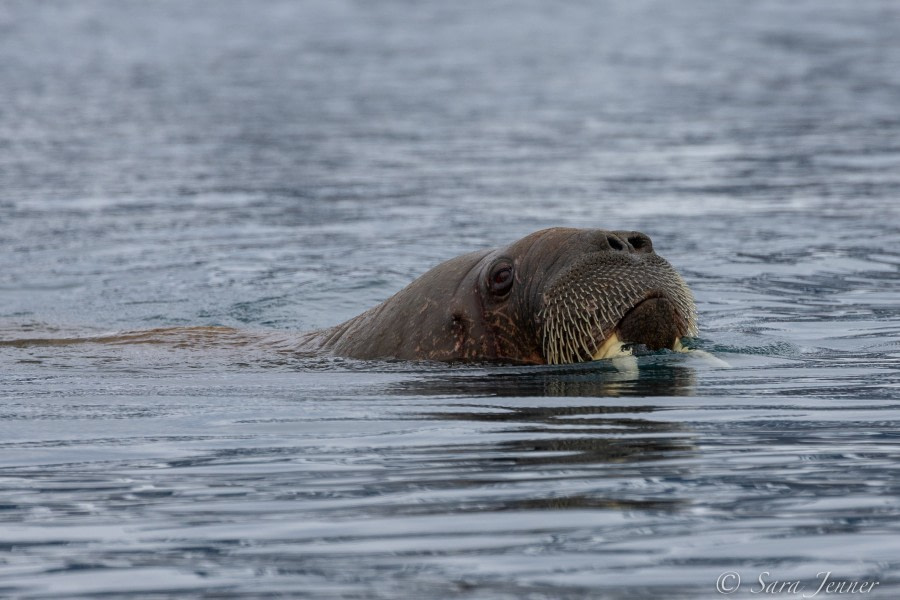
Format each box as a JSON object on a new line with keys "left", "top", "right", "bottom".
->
{"left": 592, "top": 332, "right": 632, "bottom": 360}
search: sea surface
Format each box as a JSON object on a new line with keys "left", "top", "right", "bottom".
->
{"left": 1, "top": 1, "right": 899, "bottom": 598}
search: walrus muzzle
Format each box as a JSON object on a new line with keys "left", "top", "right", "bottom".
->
{"left": 539, "top": 238, "right": 697, "bottom": 364}
{"left": 618, "top": 296, "right": 682, "bottom": 350}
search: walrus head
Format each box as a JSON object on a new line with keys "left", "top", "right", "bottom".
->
{"left": 317, "top": 227, "right": 698, "bottom": 365}
{"left": 476, "top": 228, "right": 697, "bottom": 364}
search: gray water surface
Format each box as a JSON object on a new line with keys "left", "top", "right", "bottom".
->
{"left": 2, "top": 1, "right": 900, "bottom": 598}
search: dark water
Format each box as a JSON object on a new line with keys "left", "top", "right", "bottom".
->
{"left": 2, "top": 1, "right": 900, "bottom": 598}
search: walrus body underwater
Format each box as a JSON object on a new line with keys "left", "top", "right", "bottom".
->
{"left": 298, "top": 227, "right": 698, "bottom": 365}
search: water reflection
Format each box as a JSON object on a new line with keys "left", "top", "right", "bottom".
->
{"left": 358, "top": 363, "right": 702, "bottom": 515}
{"left": 416, "top": 400, "right": 694, "bottom": 463}
{"left": 390, "top": 357, "right": 697, "bottom": 398}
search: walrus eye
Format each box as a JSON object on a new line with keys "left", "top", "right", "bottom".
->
{"left": 489, "top": 264, "right": 514, "bottom": 296}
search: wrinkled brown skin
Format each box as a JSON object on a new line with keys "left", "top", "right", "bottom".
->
{"left": 298, "top": 228, "right": 694, "bottom": 364}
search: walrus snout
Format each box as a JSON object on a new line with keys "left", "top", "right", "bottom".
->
{"left": 540, "top": 229, "right": 697, "bottom": 364}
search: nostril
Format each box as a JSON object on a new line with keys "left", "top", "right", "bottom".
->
{"left": 607, "top": 235, "right": 624, "bottom": 251}
{"left": 627, "top": 233, "right": 653, "bottom": 253}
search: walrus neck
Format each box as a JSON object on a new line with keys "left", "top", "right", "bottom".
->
{"left": 303, "top": 249, "right": 492, "bottom": 361}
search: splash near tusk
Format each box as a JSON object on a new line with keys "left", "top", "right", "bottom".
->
{"left": 672, "top": 337, "right": 731, "bottom": 367}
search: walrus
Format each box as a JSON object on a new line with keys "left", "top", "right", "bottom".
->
{"left": 297, "top": 227, "right": 697, "bottom": 364}
{"left": 1, "top": 228, "right": 698, "bottom": 365}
